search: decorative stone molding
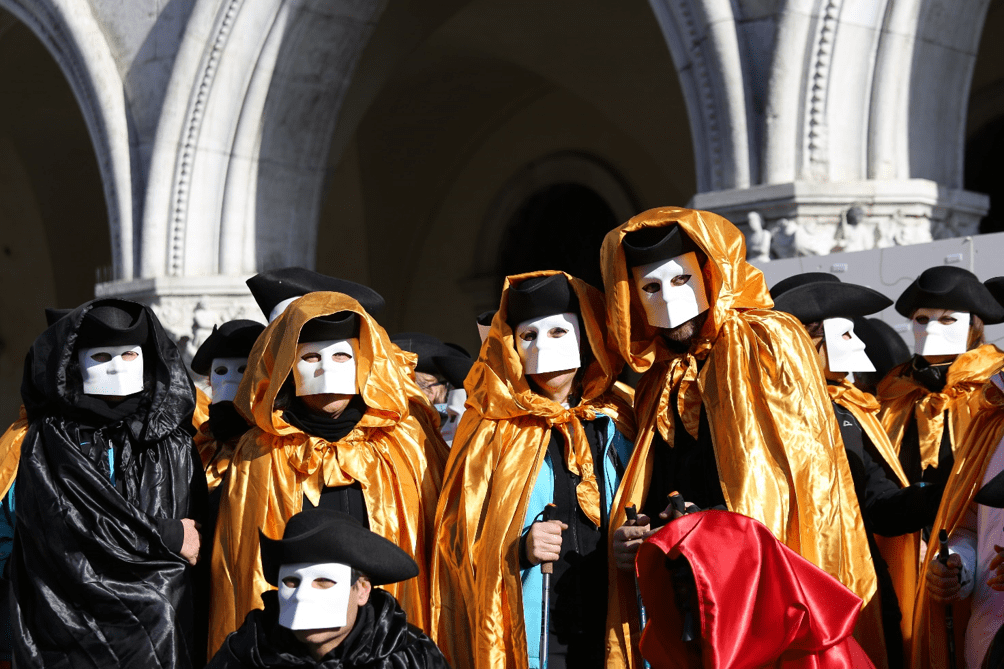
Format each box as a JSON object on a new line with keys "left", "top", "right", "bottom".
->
{"left": 94, "top": 276, "right": 265, "bottom": 376}
{"left": 805, "top": 0, "right": 842, "bottom": 176}
{"left": 690, "top": 179, "right": 990, "bottom": 259}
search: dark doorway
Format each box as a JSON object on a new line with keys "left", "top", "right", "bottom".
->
{"left": 498, "top": 183, "right": 618, "bottom": 290}
{"left": 968, "top": 116, "right": 1004, "bottom": 233}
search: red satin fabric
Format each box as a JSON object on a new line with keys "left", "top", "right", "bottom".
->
{"left": 637, "top": 511, "right": 876, "bottom": 669}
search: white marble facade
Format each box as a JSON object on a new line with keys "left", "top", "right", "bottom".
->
{"left": 2, "top": 0, "right": 997, "bottom": 351}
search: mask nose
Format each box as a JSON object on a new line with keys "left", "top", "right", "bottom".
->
{"left": 107, "top": 355, "right": 126, "bottom": 374}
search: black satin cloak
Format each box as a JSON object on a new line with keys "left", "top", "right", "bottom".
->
{"left": 207, "top": 590, "right": 450, "bottom": 669}
{"left": 11, "top": 299, "right": 202, "bottom": 668}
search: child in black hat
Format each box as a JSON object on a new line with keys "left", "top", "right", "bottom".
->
{"left": 208, "top": 508, "right": 448, "bottom": 668}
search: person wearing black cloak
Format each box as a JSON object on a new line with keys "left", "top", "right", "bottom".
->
{"left": 10, "top": 298, "right": 207, "bottom": 668}
{"left": 772, "top": 272, "right": 945, "bottom": 669}
{"left": 208, "top": 508, "right": 449, "bottom": 669}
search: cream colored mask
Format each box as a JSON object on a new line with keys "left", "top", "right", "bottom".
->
{"left": 79, "top": 345, "right": 145, "bottom": 396}
{"left": 210, "top": 357, "right": 248, "bottom": 404}
{"left": 631, "top": 252, "right": 710, "bottom": 329}
{"left": 293, "top": 339, "right": 358, "bottom": 396}
{"left": 823, "top": 318, "right": 875, "bottom": 373}
{"left": 440, "top": 388, "right": 467, "bottom": 445}
{"left": 912, "top": 308, "right": 970, "bottom": 357}
{"left": 515, "top": 312, "right": 581, "bottom": 375}
{"left": 278, "top": 562, "right": 353, "bottom": 630}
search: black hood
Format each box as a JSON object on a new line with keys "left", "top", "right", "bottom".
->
{"left": 21, "top": 298, "right": 196, "bottom": 443}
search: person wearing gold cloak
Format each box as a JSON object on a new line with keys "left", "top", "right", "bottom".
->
{"left": 772, "top": 272, "right": 946, "bottom": 669}
{"left": 208, "top": 291, "right": 448, "bottom": 656}
{"left": 599, "top": 207, "right": 877, "bottom": 669}
{"left": 877, "top": 266, "right": 1004, "bottom": 490}
{"left": 431, "top": 271, "right": 635, "bottom": 669}
{"left": 911, "top": 276, "right": 1004, "bottom": 669}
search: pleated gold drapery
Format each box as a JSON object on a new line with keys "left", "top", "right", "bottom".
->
{"left": 207, "top": 292, "right": 448, "bottom": 656}
{"left": 0, "top": 405, "right": 28, "bottom": 498}
{"left": 599, "top": 207, "right": 878, "bottom": 669}
{"left": 430, "top": 271, "right": 635, "bottom": 669}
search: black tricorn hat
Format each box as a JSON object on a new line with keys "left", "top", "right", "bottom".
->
{"left": 299, "top": 312, "right": 360, "bottom": 343}
{"left": 391, "top": 332, "right": 474, "bottom": 388}
{"left": 477, "top": 311, "right": 495, "bottom": 328}
{"left": 770, "top": 273, "right": 892, "bottom": 324}
{"left": 855, "top": 317, "right": 911, "bottom": 378}
{"left": 506, "top": 274, "right": 579, "bottom": 326}
{"left": 974, "top": 468, "right": 1004, "bottom": 508}
{"left": 622, "top": 225, "right": 698, "bottom": 267}
{"left": 77, "top": 299, "right": 150, "bottom": 348}
{"left": 259, "top": 509, "right": 418, "bottom": 587}
{"left": 246, "top": 267, "right": 385, "bottom": 321}
{"left": 44, "top": 308, "right": 71, "bottom": 327}
{"left": 191, "top": 320, "right": 266, "bottom": 376}
{"left": 895, "top": 266, "right": 1004, "bottom": 323}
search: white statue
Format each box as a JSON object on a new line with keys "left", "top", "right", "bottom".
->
{"left": 746, "top": 211, "right": 772, "bottom": 262}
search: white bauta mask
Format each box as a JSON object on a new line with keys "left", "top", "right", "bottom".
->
{"left": 822, "top": 317, "right": 875, "bottom": 373}
{"left": 912, "top": 309, "right": 970, "bottom": 357}
{"left": 79, "top": 345, "right": 145, "bottom": 396}
{"left": 631, "top": 252, "right": 710, "bottom": 329}
{"left": 269, "top": 296, "right": 302, "bottom": 324}
{"left": 277, "top": 562, "right": 353, "bottom": 630}
{"left": 440, "top": 388, "right": 467, "bottom": 445}
{"left": 293, "top": 339, "right": 358, "bottom": 396}
{"left": 210, "top": 357, "right": 248, "bottom": 404}
{"left": 515, "top": 312, "right": 581, "bottom": 375}
{"left": 477, "top": 322, "right": 492, "bottom": 343}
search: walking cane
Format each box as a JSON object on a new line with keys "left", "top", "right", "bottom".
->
{"left": 539, "top": 503, "right": 556, "bottom": 669}
{"left": 625, "top": 505, "right": 652, "bottom": 669}
{"left": 938, "top": 529, "right": 958, "bottom": 669}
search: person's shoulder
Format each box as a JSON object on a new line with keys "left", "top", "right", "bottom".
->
{"left": 395, "top": 623, "right": 450, "bottom": 668}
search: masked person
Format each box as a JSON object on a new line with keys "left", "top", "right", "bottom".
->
{"left": 10, "top": 299, "right": 206, "bottom": 668}
{"left": 209, "top": 291, "right": 448, "bottom": 656}
{"left": 877, "top": 266, "right": 1004, "bottom": 489}
{"left": 208, "top": 508, "right": 449, "bottom": 669}
{"left": 913, "top": 274, "right": 1004, "bottom": 669}
{"left": 431, "top": 271, "right": 635, "bottom": 669}
{"left": 390, "top": 333, "right": 474, "bottom": 445}
{"left": 772, "top": 273, "right": 945, "bottom": 669}
{"left": 635, "top": 511, "right": 876, "bottom": 669}
{"left": 600, "top": 208, "right": 877, "bottom": 669}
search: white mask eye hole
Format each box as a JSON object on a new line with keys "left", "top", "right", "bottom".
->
{"left": 90, "top": 352, "right": 112, "bottom": 363}
{"left": 301, "top": 352, "right": 322, "bottom": 363}
{"left": 641, "top": 281, "right": 661, "bottom": 294}
{"left": 332, "top": 352, "right": 352, "bottom": 362}
{"left": 121, "top": 350, "right": 140, "bottom": 362}
{"left": 547, "top": 327, "right": 568, "bottom": 338}
{"left": 214, "top": 365, "right": 229, "bottom": 375}
{"left": 519, "top": 329, "right": 538, "bottom": 342}
{"left": 842, "top": 331, "right": 852, "bottom": 340}
{"left": 238, "top": 364, "right": 247, "bottom": 373}
{"left": 914, "top": 315, "right": 930, "bottom": 325}
{"left": 312, "top": 578, "right": 337, "bottom": 590}
{"left": 670, "top": 274, "right": 691, "bottom": 287}
{"left": 282, "top": 576, "right": 300, "bottom": 588}
{"left": 938, "top": 315, "right": 958, "bottom": 325}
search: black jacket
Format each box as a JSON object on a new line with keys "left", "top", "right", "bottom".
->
{"left": 11, "top": 300, "right": 205, "bottom": 668}
{"left": 207, "top": 589, "right": 450, "bottom": 668}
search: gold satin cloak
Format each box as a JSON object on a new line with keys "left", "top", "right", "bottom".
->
{"left": 877, "top": 346, "right": 1004, "bottom": 473}
{"left": 599, "top": 207, "right": 878, "bottom": 669}
{"left": 208, "top": 292, "right": 448, "bottom": 656}
{"left": 430, "top": 271, "right": 635, "bottom": 669}
{"left": 0, "top": 405, "right": 27, "bottom": 498}
{"left": 829, "top": 380, "right": 920, "bottom": 664}
{"left": 195, "top": 420, "right": 242, "bottom": 494}
{"left": 909, "top": 380, "right": 1004, "bottom": 669}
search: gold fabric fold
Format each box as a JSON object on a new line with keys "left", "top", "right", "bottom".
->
{"left": 0, "top": 405, "right": 28, "bottom": 498}
{"left": 909, "top": 380, "right": 1004, "bottom": 669}
{"left": 429, "top": 271, "right": 635, "bottom": 669}
{"left": 829, "top": 380, "right": 921, "bottom": 664}
{"left": 877, "top": 346, "right": 1004, "bottom": 470}
{"left": 599, "top": 208, "right": 877, "bottom": 669}
{"left": 208, "top": 292, "right": 448, "bottom": 657}
{"left": 195, "top": 420, "right": 241, "bottom": 494}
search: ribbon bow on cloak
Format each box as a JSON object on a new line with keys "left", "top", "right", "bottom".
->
{"left": 636, "top": 511, "right": 875, "bottom": 669}
{"left": 208, "top": 292, "right": 448, "bottom": 657}
{"left": 600, "top": 207, "right": 877, "bottom": 669}
{"left": 877, "top": 346, "right": 1004, "bottom": 472}
{"left": 910, "top": 380, "right": 1004, "bottom": 669}
{"left": 829, "top": 379, "right": 923, "bottom": 659}
{"left": 430, "top": 271, "right": 635, "bottom": 669}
